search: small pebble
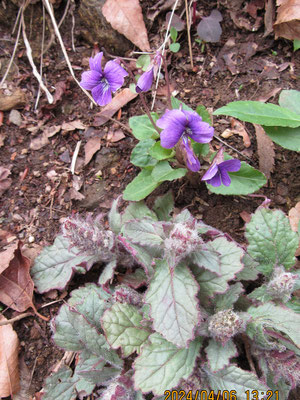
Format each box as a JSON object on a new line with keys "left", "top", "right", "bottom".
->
{"left": 28, "top": 235, "right": 35, "bottom": 243}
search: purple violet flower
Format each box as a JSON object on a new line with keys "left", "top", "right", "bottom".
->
{"left": 156, "top": 109, "right": 214, "bottom": 172}
{"left": 202, "top": 148, "right": 241, "bottom": 187}
{"left": 136, "top": 53, "right": 162, "bottom": 93}
{"left": 80, "top": 52, "right": 128, "bottom": 106}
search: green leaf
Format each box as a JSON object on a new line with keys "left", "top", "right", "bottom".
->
{"left": 136, "top": 54, "right": 151, "bottom": 71}
{"left": 151, "top": 161, "right": 187, "bottom": 182}
{"left": 205, "top": 339, "right": 237, "bottom": 371}
{"left": 123, "top": 169, "right": 160, "bottom": 201}
{"left": 214, "top": 282, "right": 244, "bottom": 311}
{"left": 129, "top": 113, "right": 160, "bottom": 140}
{"left": 73, "top": 352, "right": 103, "bottom": 395}
{"left": 294, "top": 39, "right": 300, "bottom": 51}
{"left": 171, "top": 96, "right": 193, "bottom": 111}
{"left": 246, "top": 208, "right": 298, "bottom": 275}
{"left": 192, "top": 237, "right": 244, "bottom": 297}
{"left": 263, "top": 125, "right": 300, "bottom": 151}
{"left": 53, "top": 304, "right": 123, "bottom": 367}
{"left": 98, "top": 259, "right": 117, "bottom": 285}
{"left": 279, "top": 89, "right": 300, "bottom": 114}
{"left": 42, "top": 366, "right": 77, "bottom": 400}
{"left": 68, "top": 283, "right": 112, "bottom": 331}
{"left": 248, "top": 285, "right": 273, "bottom": 303}
{"left": 123, "top": 201, "right": 157, "bottom": 222}
{"left": 130, "top": 139, "right": 157, "bottom": 168}
{"left": 213, "top": 100, "right": 300, "bottom": 127}
{"left": 170, "top": 26, "right": 178, "bottom": 42}
{"left": 191, "top": 242, "right": 224, "bottom": 275}
{"left": 152, "top": 191, "right": 174, "bottom": 221}
{"left": 102, "top": 303, "right": 151, "bottom": 356}
{"left": 31, "top": 235, "right": 99, "bottom": 293}
{"left": 196, "top": 105, "right": 212, "bottom": 124}
{"left": 145, "top": 260, "right": 200, "bottom": 347}
{"left": 247, "top": 302, "right": 300, "bottom": 347}
{"left": 122, "top": 219, "right": 165, "bottom": 248}
{"left": 236, "top": 253, "right": 259, "bottom": 281}
{"left": 170, "top": 42, "right": 180, "bottom": 52}
{"left": 149, "top": 141, "right": 175, "bottom": 160}
{"left": 205, "top": 161, "right": 267, "bottom": 195}
{"left": 286, "top": 299, "right": 300, "bottom": 313}
{"left": 193, "top": 142, "right": 210, "bottom": 157}
{"left": 133, "top": 334, "right": 202, "bottom": 395}
{"left": 118, "top": 236, "right": 154, "bottom": 276}
{"left": 205, "top": 365, "right": 269, "bottom": 398}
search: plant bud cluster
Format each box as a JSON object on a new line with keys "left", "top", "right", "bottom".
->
{"left": 266, "top": 266, "right": 298, "bottom": 302}
{"left": 113, "top": 285, "right": 143, "bottom": 307}
{"left": 208, "top": 309, "right": 245, "bottom": 345}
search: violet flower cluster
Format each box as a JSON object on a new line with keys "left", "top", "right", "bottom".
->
{"left": 80, "top": 52, "right": 128, "bottom": 106}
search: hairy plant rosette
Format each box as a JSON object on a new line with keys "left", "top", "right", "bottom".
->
{"left": 80, "top": 52, "right": 128, "bottom": 106}
{"left": 156, "top": 109, "right": 214, "bottom": 171}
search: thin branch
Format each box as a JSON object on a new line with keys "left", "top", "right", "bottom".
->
{"left": 185, "top": 0, "right": 194, "bottom": 69}
{"left": 0, "top": 312, "right": 33, "bottom": 326}
{"left": 214, "top": 135, "right": 253, "bottom": 163}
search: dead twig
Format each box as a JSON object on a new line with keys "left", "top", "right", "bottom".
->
{"left": 185, "top": 0, "right": 194, "bottom": 69}
{"left": 0, "top": 312, "right": 33, "bottom": 326}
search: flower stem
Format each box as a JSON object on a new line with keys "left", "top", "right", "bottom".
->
{"left": 162, "top": 55, "right": 172, "bottom": 109}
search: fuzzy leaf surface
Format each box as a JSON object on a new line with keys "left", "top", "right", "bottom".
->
{"left": 214, "top": 282, "right": 244, "bottom": 311}
{"left": 206, "top": 339, "right": 237, "bottom": 372}
{"left": 108, "top": 197, "right": 122, "bottom": 234}
{"left": 191, "top": 243, "right": 222, "bottom": 275}
{"left": 67, "top": 283, "right": 112, "bottom": 331}
{"left": 145, "top": 260, "right": 200, "bottom": 347}
{"left": 42, "top": 366, "right": 77, "bottom": 400}
{"left": 134, "top": 334, "right": 202, "bottom": 395}
{"left": 98, "top": 259, "right": 117, "bottom": 285}
{"left": 236, "top": 253, "right": 259, "bottom": 281}
{"left": 122, "top": 219, "right": 165, "bottom": 248}
{"left": 192, "top": 237, "right": 244, "bottom": 297}
{"left": 247, "top": 302, "right": 300, "bottom": 347}
{"left": 102, "top": 303, "right": 151, "bottom": 356}
{"left": 206, "top": 365, "right": 269, "bottom": 398}
{"left": 123, "top": 201, "right": 157, "bottom": 223}
{"left": 213, "top": 101, "right": 300, "bottom": 127}
{"left": 53, "top": 304, "right": 122, "bottom": 367}
{"left": 152, "top": 191, "right": 174, "bottom": 221}
{"left": 129, "top": 113, "right": 160, "bottom": 140}
{"left": 246, "top": 208, "right": 298, "bottom": 275}
{"left": 31, "top": 235, "right": 99, "bottom": 293}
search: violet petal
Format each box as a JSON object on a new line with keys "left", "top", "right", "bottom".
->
{"left": 219, "top": 167, "right": 231, "bottom": 186}
{"left": 92, "top": 84, "right": 112, "bottom": 106}
{"left": 89, "top": 52, "right": 103, "bottom": 72}
{"left": 136, "top": 67, "right": 154, "bottom": 93}
{"left": 104, "top": 61, "right": 128, "bottom": 92}
{"left": 206, "top": 172, "right": 222, "bottom": 187}
{"left": 201, "top": 162, "right": 219, "bottom": 181}
{"left": 220, "top": 159, "right": 241, "bottom": 172}
{"left": 80, "top": 70, "right": 102, "bottom": 90}
{"left": 185, "top": 111, "right": 214, "bottom": 143}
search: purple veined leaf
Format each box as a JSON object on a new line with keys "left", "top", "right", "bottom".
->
{"left": 197, "top": 9, "right": 223, "bottom": 43}
{"left": 166, "top": 12, "right": 185, "bottom": 32}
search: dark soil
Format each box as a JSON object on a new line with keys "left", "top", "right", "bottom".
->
{"left": 0, "top": 0, "right": 299, "bottom": 398}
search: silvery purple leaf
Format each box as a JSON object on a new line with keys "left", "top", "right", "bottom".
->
{"left": 166, "top": 12, "right": 185, "bottom": 31}
{"left": 197, "top": 9, "right": 223, "bottom": 43}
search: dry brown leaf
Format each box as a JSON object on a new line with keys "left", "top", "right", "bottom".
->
{"left": 30, "top": 125, "right": 61, "bottom": 151}
{"left": 94, "top": 88, "right": 138, "bottom": 126}
{"left": 0, "top": 242, "right": 18, "bottom": 275}
{"left": 0, "top": 241, "right": 35, "bottom": 312}
{"left": 84, "top": 137, "right": 101, "bottom": 165}
{"left": 13, "top": 356, "right": 31, "bottom": 400}
{"left": 107, "top": 130, "right": 126, "bottom": 143}
{"left": 257, "top": 87, "right": 282, "bottom": 102}
{"left": 264, "top": 0, "right": 275, "bottom": 37}
{"left": 62, "top": 120, "right": 86, "bottom": 131}
{"left": 289, "top": 202, "right": 300, "bottom": 232}
{"left": 102, "top": 0, "right": 150, "bottom": 51}
{"left": 240, "top": 211, "right": 252, "bottom": 223}
{"left": 254, "top": 124, "right": 275, "bottom": 179}
{"left": 221, "top": 118, "right": 251, "bottom": 148}
{"left": 0, "top": 315, "right": 20, "bottom": 397}
{"left": 0, "top": 165, "right": 12, "bottom": 196}
{"left": 274, "top": 0, "right": 300, "bottom": 40}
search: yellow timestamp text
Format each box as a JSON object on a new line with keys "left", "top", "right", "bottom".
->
{"left": 164, "top": 390, "right": 279, "bottom": 400}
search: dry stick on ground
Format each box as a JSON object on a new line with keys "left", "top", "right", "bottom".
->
{"left": 185, "top": 0, "right": 194, "bottom": 69}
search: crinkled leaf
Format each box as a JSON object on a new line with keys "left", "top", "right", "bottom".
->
{"left": 102, "top": 303, "right": 151, "bottom": 356}
{"left": 206, "top": 161, "right": 266, "bottom": 195}
{"left": 98, "top": 259, "right": 117, "bottom": 285}
{"left": 192, "top": 237, "right": 244, "bottom": 297}
{"left": 263, "top": 125, "right": 300, "bottom": 151}
{"left": 145, "top": 260, "right": 200, "bottom": 347}
{"left": 214, "top": 282, "right": 244, "bottom": 311}
{"left": 134, "top": 333, "right": 202, "bottom": 395}
{"left": 279, "top": 89, "right": 300, "bottom": 115}
{"left": 173, "top": 208, "right": 193, "bottom": 223}
{"left": 205, "top": 365, "right": 269, "bottom": 398}
{"left": 286, "top": 299, "right": 300, "bottom": 313}
{"left": 129, "top": 114, "right": 160, "bottom": 140}
{"left": 213, "top": 101, "right": 300, "bottom": 127}
{"left": 149, "top": 141, "right": 175, "bottom": 160}
{"left": 120, "top": 268, "right": 147, "bottom": 289}
{"left": 108, "top": 197, "right": 122, "bottom": 234}
{"left": 247, "top": 302, "right": 300, "bottom": 347}
{"left": 153, "top": 191, "right": 174, "bottom": 221}
{"left": 171, "top": 96, "right": 193, "bottom": 111}
{"left": 123, "top": 169, "right": 160, "bottom": 201}
{"left": 68, "top": 283, "right": 111, "bottom": 331}
{"left": 130, "top": 139, "right": 157, "bottom": 168}
{"left": 42, "top": 366, "right": 77, "bottom": 400}
{"left": 31, "top": 235, "right": 99, "bottom": 293}
{"left": 53, "top": 304, "right": 122, "bottom": 367}
{"left": 151, "top": 161, "right": 187, "bottom": 182}
{"left": 246, "top": 208, "right": 298, "bottom": 275}
{"left": 248, "top": 285, "right": 273, "bottom": 303}
{"left": 123, "top": 201, "right": 157, "bottom": 223}
{"left": 122, "top": 219, "right": 165, "bottom": 248}
{"left": 236, "top": 253, "right": 259, "bottom": 281}
{"left": 191, "top": 243, "right": 222, "bottom": 275}
{"left": 206, "top": 339, "right": 237, "bottom": 372}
